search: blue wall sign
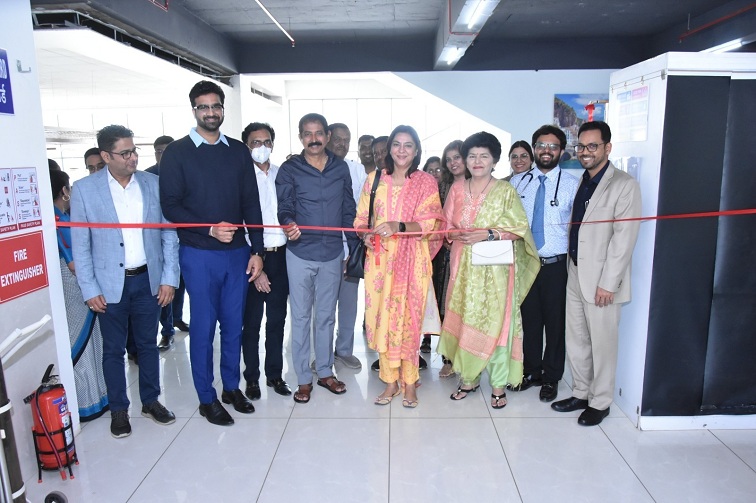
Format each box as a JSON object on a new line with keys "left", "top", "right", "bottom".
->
{"left": 0, "top": 48, "right": 15, "bottom": 115}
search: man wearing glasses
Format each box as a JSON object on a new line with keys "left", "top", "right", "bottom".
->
{"left": 71, "top": 125, "right": 179, "bottom": 439}
{"left": 552, "top": 121, "right": 641, "bottom": 426}
{"left": 160, "top": 81, "right": 265, "bottom": 426}
{"left": 84, "top": 147, "right": 105, "bottom": 175}
{"left": 240, "top": 122, "right": 292, "bottom": 400}
{"left": 510, "top": 125, "right": 579, "bottom": 402}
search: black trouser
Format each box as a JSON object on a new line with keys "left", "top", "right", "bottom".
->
{"left": 242, "top": 247, "right": 289, "bottom": 383}
{"left": 520, "top": 260, "right": 567, "bottom": 382}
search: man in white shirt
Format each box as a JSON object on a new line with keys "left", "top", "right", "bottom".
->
{"left": 71, "top": 125, "right": 179, "bottom": 438}
{"left": 241, "top": 122, "right": 292, "bottom": 399}
{"left": 510, "top": 125, "right": 579, "bottom": 402}
{"left": 326, "top": 123, "right": 367, "bottom": 369}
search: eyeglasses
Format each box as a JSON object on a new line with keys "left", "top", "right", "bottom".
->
{"left": 249, "top": 140, "right": 273, "bottom": 148}
{"left": 106, "top": 147, "right": 139, "bottom": 160}
{"left": 193, "top": 104, "right": 224, "bottom": 112}
{"left": 154, "top": 148, "right": 166, "bottom": 154}
{"left": 575, "top": 143, "right": 606, "bottom": 153}
{"left": 510, "top": 153, "right": 531, "bottom": 161}
{"left": 534, "top": 142, "right": 561, "bottom": 151}
{"left": 428, "top": 168, "right": 442, "bottom": 174}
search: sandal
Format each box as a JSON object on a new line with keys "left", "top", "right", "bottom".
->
{"left": 420, "top": 337, "right": 432, "bottom": 354}
{"left": 293, "top": 383, "right": 312, "bottom": 404}
{"left": 402, "top": 398, "right": 418, "bottom": 408}
{"left": 317, "top": 376, "right": 347, "bottom": 395}
{"left": 491, "top": 392, "right": 508, "bottom": 409}
{"left": 450, "top": 384, "right": 480, "bottom": 401}
{"left": 439, "top": 357, "right": 455, "bottom": 378}
{"left": 374, "top": 388, "right": 400, "bottom": 406}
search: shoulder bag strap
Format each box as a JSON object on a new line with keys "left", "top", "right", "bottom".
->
{"left": 367, "top": 169, "right": 381, "bottom": 229}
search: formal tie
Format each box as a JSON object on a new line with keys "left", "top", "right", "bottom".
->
{"left": 532, "top": 175, "right": 546, "bottom": 250}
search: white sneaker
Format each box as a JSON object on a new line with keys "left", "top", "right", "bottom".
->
{"left": 335, "top": 354, "right": 362, "bottom": 369}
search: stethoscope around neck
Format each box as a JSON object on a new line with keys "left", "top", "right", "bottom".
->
{"left": 515, "top": 167, "right": 561, "bottom": 206}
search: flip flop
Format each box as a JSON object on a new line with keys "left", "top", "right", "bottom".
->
{"left": 450, "top": 385, "right": 480, "bottom": 401}
{"left": 374, "top": 389, "right": 400, "bottom": 405}
{"left": 491, "top": 392, "right": 507, "bottom": 409}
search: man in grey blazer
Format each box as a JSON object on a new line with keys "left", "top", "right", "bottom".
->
{"left": 71, "top": 125, "right": 179, "bottom": 438}
{"left": 551, "top": 121, "right": 641, "bottom": 426}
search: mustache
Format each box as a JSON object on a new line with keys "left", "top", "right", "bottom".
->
{"left": 308, "top": 141, "right": 323, "bottom": 147}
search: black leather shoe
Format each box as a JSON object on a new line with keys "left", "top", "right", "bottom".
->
{"left": 221, "top": 389, "right": 255, "bottom": 414}
{"left": 157, "top": 335, "right": 174, "bottom": 351}
{"left": 127, "top": 353, "right": 138, "bottom": 366}
{"left": 174, "top": 320, "right": 190, "bottom": 332}
{"left": 371, "top": 359, "right": 380, "bottom": 371}
{"left": 551, "top": 397, "right": 589, "bottom": 412}
{"left": 245, "top": 381, "right": 261, "bottom": 401}
{"left": 511, "top": 373, "right": 542, "bottom": 392}
{"left": 199, "top": 399, "right": 234, "bottom": 426}
{"left": 266, "top": 378, "right": 292, "bottom": 396}
{"left": 578, "top": 406, "right": 610, "bottom": 426}
{"left": 539, "top": 381, "right": 558, "bottom": 402}
{"left": 419, "top": 356, "right": 428, "bottom": 370}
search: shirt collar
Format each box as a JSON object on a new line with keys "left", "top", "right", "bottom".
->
{"left": 582, "top": 161, "right": 610, "bottom": 186}
{"left": 189, "top": 127, "right": 229, "bottom": 147}
{"left": 537, "top": 165, "right": 561, "bottom": 180}
{"left": 106, "top": 166, "right": 135, "bottom": 188}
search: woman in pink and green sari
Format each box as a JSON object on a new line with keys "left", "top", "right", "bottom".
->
{"left": 438, "top": 132, "right": 540, "bottom": 409}
{"left": 356, "top": 125, "right": 443, "bottom": 408}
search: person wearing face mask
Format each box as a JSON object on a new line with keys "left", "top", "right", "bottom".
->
{"left": 240, "top": 122, "right": 292, "bottom": 400}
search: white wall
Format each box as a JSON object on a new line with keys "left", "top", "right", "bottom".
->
{"left": 0, "top": 0, "right": 77, "bottom": 481}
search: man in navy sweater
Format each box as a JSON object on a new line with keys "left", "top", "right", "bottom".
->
{"left": 160, "top": 81, "right": 264, "bottom": 426}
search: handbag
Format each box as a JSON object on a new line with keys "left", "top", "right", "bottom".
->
{"left": 471, "top": 239, "right": 513, "bottom": 265}
{"left": 345, "top": 170, "right": 381, "bottom": 278}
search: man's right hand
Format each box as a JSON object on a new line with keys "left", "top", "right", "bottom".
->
{"left": 253, "top": 271, "right": 271, "bottom": 293}
{"left": 86, "top": 295, "right": 107, "bottom": 313}
{"left": 284, "top": 222, "right": 301, "bottom": 241}
{"left": 210, "top": 221, "right": 238, "bottom": 243}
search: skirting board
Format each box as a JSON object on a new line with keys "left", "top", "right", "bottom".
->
{"left": 639, "top": 415, "right": 756, "bottom": 431}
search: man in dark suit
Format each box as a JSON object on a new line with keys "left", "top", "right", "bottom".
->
{"left": 551, "top": 121, "right": 641, "bottom": 426}
{"left": 71, "top": 125, "right": 179, "bottom": 439}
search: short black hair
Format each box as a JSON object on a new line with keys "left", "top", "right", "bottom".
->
{"left": 153, "top": 135, "right": 174, "bottom": 148}
{"left": 298, "top": 113, "right": 328, "bottom": 135}
{"left": 48, "top": 159, "right": 61, "bottom": 172}
{"left": 461, "top": 131, "right": 502, "bottom": 163}
{"left": 578, "top": 120, "right": 612, "bottom": 143}
{"left": 508, "top": 140, "right": 534, "bottom": 162}
{"left": 83, "top": 147, "right": 101, "bottom": 160}
{"left": 532, "top": 125, "right": 567, "bottom": 150}
{"left": 241, "top": 122, "right": 275, "bottom": 145}
{"left": 422, "top": 156, "right": 441, "bottom": 171}
{"left": 328, "top": 123, "right": 350, "bottom": 134}
{"left": 189, "top": 80, "right": 225, "bottom": 107}
{"left": 371, "top": 136, "right": 388, "bottom": 149}
{"left": 358, "top": 134, "right": 375, "bottom": 144}
{"left": 49, "top": 170, "right": 70, "bottom": 200}
{"left": 385, "top": 125, "right": 422, "bottom": 177}
{"left": 97, "top": 125, "right": 134, "bottom": 153}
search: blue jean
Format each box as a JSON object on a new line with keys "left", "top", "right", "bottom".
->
{"left": 98, "top": 271, "right": 161, "bottom": 411}
{"left": 180, "top": 245, "right": 250, "bottom": 404}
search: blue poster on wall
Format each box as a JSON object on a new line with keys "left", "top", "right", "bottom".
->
{"left": 0, "top": 48, "right": 15, "bottom": 115}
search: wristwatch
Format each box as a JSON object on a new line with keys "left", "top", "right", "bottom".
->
{"left": 487, "top": 229, "right": 495, "bottom": 241}
{"left": 398, "top": 222, "right": 406, "bottom": 233}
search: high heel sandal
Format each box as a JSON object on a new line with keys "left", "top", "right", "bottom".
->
{"left": 491, "top": 392, "right": 507, "bottom": 409}
{"left": 450, "top": 384, "right": 480, "bottom": 401}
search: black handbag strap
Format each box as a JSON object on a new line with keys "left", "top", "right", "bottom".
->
{"left": 367, "top": 169, "right": 381, "bottom": 229}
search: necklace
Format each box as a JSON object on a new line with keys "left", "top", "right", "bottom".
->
{"left": 467, "top": 176, "right": 494, "bottom": 199}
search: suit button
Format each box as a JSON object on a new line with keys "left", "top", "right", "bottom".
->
{"left": 120, "top": 243, "right": 124, "bottom": 247}
{"left": 119, "top": 263, "right": 123, "bottom": 267}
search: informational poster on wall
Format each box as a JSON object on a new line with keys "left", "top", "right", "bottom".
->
{"left": 553, "top": 93, "right": 608, "bottom": 170}
{"left": 0, "top": 231, "right": 48, "bottom": 303}
{"left": 0, "top": 167, "right": 42, "bottom": 234}
{"left": 0, "top": 48, "right": 14, "bottom": 115}
{"left": 613, "top": 85, "right": 649, "bottom": 142}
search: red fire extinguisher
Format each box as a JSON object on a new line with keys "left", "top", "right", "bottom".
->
{"left": 23, "top": 364, "right": 78, "bottom": 482}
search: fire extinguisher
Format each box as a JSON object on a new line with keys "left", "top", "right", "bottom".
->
{"left": 23, "top": 364, "right": 78, "bottom": 482}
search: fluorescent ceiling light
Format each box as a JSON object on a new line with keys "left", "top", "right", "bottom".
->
{"left": 702, "top": 38, "right": 743, "bottom": 54}
{"left": 255, "top": 0, "right": 295, "bottom": 47}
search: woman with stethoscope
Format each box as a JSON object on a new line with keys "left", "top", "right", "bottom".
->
{"left": 505, "top": 140, "right": 534, "bottom": 182}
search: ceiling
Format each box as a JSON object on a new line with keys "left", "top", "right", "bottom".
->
{"left": 30, "top": 0, "right": 755, "bottom": 74}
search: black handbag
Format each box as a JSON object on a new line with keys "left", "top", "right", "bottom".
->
{"left": 345, "top": 170, "right": 381, "bottom": 279}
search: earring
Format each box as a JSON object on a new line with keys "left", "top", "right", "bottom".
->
{"left": 62, "top": 194, "right": 70, "bottom": 202}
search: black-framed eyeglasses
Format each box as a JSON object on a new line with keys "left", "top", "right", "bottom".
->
{"left": 249, "top": 140, "right": 273, "bottom": 148}
{"left": 575, "top": 143, "right": 606, "bottom": 153}
{"left": 193, "top": 104, "right": 224, "bottom": 112}
{"left": 106, "top": 147, "right": 139, "bottom": 160}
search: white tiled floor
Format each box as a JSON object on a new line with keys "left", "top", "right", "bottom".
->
{"left": 25, "top": 321, "right": 756, "bottom": 502}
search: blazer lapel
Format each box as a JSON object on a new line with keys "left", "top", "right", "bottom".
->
{"left": 96, "top": 169, "right": 124, "bottom": 239}
{"left": 584, "top": 163, "right": 615, "bottom": 220}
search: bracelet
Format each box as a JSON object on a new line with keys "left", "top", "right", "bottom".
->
{"left": 209, "top": 226, "right": 214, "bottom": 238}
{"left": 494, "top": 229, "right": 502, "bottom": 240}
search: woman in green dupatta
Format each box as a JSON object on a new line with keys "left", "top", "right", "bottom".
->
{"left": 437, "top": 132, "right": 540, "bottom": 409}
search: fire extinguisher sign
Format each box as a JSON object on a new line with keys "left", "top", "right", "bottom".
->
{"left": 0, "top": 231, "right": 48, "bottom": 303}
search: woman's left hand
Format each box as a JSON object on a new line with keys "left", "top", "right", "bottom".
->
{"left": 458, "top": 229, "right": 489, "bottom": 245}
{"left": 373, "top": 221, "right": 399, "bottom": 238}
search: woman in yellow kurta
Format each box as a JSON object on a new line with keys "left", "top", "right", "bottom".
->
{"left": 355, "top": 125, "right": 443, "bottom": 408}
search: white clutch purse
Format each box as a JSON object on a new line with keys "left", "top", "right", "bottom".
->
{"left": 471, "top": 240, "right": 513, "bottom": 265}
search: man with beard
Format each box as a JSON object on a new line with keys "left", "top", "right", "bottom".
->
{"left": 510, "top": 125, "right": 579, "bottom": 402}
{"left": 325, "top": 123, "right": 366, "bottom": 370}
{"left": 276, "top": 113, "right": 358, "bottom": 404}
{"left": 240, "top": 122, "right": 292, "bottom": 400}
{"left": 372, "top": 136, "right": 389, "bottom": 172}
{"left": 358, "top": 134, "right": 375, "bottom": 174}
{"left": 552, "top": 121, "right": 640, "bottom": 426}
{"left": 160, "top": 81, "right": 264, "bottom": 426}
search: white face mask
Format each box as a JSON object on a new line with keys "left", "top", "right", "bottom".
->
{"left": 250, "top": 145, "right": 272, "bottom": 164}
